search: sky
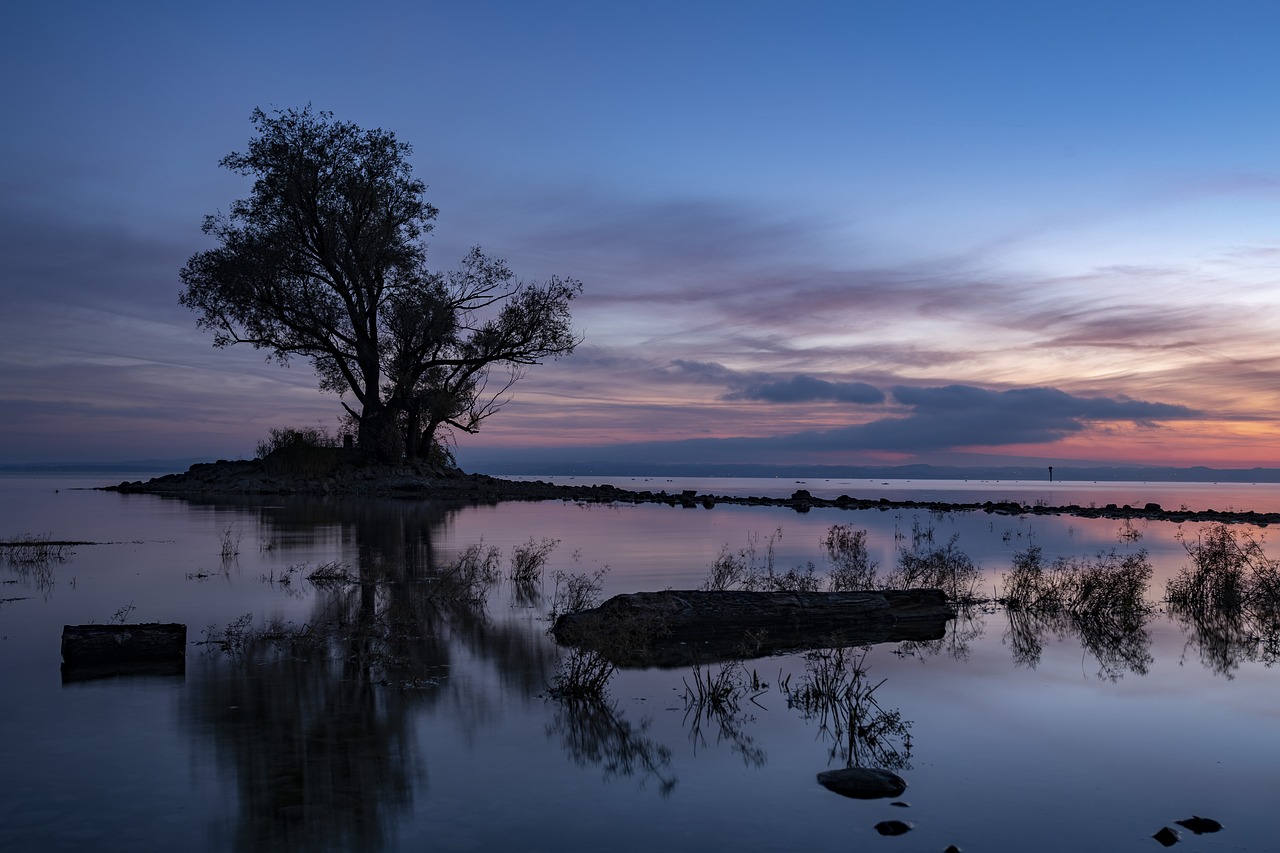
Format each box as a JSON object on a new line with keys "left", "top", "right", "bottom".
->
{"left": 3, "top": 0, "right": 1280, "bottom": 471}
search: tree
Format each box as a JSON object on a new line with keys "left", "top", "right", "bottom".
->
{"left": 179, "top": 106, "right": 581, "bottom": 462}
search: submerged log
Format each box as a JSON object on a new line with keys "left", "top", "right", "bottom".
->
{"left": 61, "top": 623, "right": 187, "bottom": 665}
{"left": 552, "top": 589, "right": 954, "bottom": 667}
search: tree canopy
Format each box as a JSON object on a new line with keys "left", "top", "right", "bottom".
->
{"left": 179, "top": 106, "right": 581, "bottom": 463}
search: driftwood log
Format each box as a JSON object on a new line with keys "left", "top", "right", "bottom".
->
{"left": 552, "top": 589, "right": 954, "bottom": 667}
{"left": 61, "top": 623, "right": 187, "bottom": 665}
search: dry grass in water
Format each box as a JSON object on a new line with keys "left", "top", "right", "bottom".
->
{"left": 509, "top": 536, "right": 558, "bottom": 586}
{"left": 1003, "top": 545, "right": 1153, "bottom": 615}
{"left": 1, "top": 534, "right": 77, "bottom": 566}
{"left": 549, "top": 565, "right": 610, "bottom": 620}
{"left": 824, "top": 525, "right": 879, "bottom": 591}
{"left": 1167, "top": 524, "right": 1280, "bottom": 610}
{"left": 219, "top": 525, "right": 242, "bottom": 560}
{"left": 1165, "top": 524, "right": 1280, "bottom": 675}
{"left": 1002, "top": 545, "right": 1156, "bottom": 679}
{"left": 886, "top": 524, "right": 981, "bottom": 603}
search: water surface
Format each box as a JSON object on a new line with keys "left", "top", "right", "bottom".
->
{"left": 1, "top": 473, "right": 1276, "bottom": 851}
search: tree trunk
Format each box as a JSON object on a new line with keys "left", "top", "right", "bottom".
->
{"left": 358, "top": 402, "right": 403, "bottom": 463}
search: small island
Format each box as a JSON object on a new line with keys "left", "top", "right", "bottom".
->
{"left": 106, "top": 453, "right": 1280, "bottom": 527}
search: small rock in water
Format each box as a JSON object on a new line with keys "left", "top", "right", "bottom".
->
{"left": 816, "top": 767, "right": 907, "bottom": 799}
{"left": 1152, "top": 826, "right": 1181, "bottom": 847}
{"left": 1175, "top": 816, "right": 1222, "bottom": 835}
{"left": 944, "top": 846, "right": 962, "bottom": 853}
{"left": 874, "top": 820, "right": 912, "bottom": 836}
{"left": 890, "top": 800, "right": 910, "bottom": 808}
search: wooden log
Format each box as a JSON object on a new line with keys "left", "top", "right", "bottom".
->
{"left": 552, "top": 589, "right": 954, "bottom": 667}
{"left": 61, "top": 623, "right": 187, "bottom": 665}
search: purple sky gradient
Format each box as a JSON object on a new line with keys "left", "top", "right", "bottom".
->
{"left": 2, "top": 1, "right": 1280, "bottom": 469}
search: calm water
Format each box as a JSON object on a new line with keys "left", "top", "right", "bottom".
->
{"left": 1, "top": 472, "right": 1277, "bottom": 852}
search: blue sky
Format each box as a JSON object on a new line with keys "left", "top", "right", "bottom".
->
{"left": 3, "top": 1, "right": 1280, "bottom": 468}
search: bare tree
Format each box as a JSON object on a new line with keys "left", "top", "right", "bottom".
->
{"left": 179, "top": 106, "right": 580, "bottom": 461}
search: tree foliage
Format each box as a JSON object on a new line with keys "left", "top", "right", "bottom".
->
{"left": 179, "top": 106, "right": 581, "bottom": 461}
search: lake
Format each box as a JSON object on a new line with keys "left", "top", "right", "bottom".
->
{"left": 1, "top": 471, "right": 1277, "bottom": 851}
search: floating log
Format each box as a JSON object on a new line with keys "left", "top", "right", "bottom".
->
{"left": 61, "top": 623, "right": 187, "bottom": 665}
{"left": 551, "top": 589, "right": 954, "bottom": 667}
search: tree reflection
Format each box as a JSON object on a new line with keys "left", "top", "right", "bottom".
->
{"left": 190, "top": 650, "right": 417, "bottom": 852}
{"left": 1004, "top": 606, "right": 1154, "bottom": 681}
{"left": 545, "top": 696, "right": 677, "bottom": 796}
{"left": 894, "top": 603, "right": 987, "bottom": 662}
{"left": 679, "top": 658, "right": 768, "bottom": 768}
{"left": 1168, "top": 602, "right": 1280, "bottom": 678}
{"left": 782, "top": 647, "right": 912, "bottom": 770}
{"left": 185, "top": 496, "right": 558, "bottom": 851}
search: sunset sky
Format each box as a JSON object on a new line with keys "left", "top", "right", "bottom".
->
{"left": 3, "top": 1, "right": 1280, "bottom": 470}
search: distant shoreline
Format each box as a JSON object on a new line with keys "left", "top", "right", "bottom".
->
{"left": 99, "top": 457, "right": 1280, "bottom": 527}
{"left": 7, "top": 459, "right": 1280, "bottom": 484}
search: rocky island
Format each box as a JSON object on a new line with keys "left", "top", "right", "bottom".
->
{"left": 105, "top": 454, "right": 1280, "bottom": 526}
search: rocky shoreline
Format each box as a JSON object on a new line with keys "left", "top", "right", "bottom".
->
{"left": 104, "top": 456, "right": 1280, "bottom": 526}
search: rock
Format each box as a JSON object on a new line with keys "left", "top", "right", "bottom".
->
{"left": 1152, "top": 826, "right": 1180, "bottom": 847}
{"left": 1175, "top": 816, "right": 1221, "bottom": 834}
{"left": 874, "top": 820, "right": 913, "bottom": 836}
{"left": 815, "top": 767, "right": 907, "bottom": 799}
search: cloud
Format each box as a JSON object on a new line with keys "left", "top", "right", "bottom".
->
{"left": 671, "top": 360, "right": 885, "bottom": 405}
{"left": 854, "top": 385, "right": 1201, "bottom": 450}
{"left": 462, "top": 383, "right": 1203, "bottom": 470}
{"left": 728, "top": 375, "right": 885, "bottom": 404}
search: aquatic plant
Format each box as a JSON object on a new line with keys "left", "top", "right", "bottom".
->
{"left": 823, "top": 525, "right": 879, "bottom": 591}
{"left": 218, "top": 524, "right": 242, "bottom": 560}
{"left": 1002, "top": 545, "right": 1155, "bottom": 679}
{"left": 509, "top": 536, "right": 558, "bottom": 586}
{"left": 429, "top": 543, "right": 501, "bottom": 607}
{"left": 885, "top": 528, "right": 981, "bottom": 603}
{"left": 1, "top": 534, "right": 75, "bottom": 566}
{"left": 700, "top": 528, "right": 780, "bottom": 591}
{"left": 748, "top": 561, "right": 823, "bottom": 593}
{"left": 307, "top": 560, "right": 356, "bottom": 586}
{"left": 549, "top": 565, "right": 610, "bottom": 620}
{"left": 1167, "top": 524, "right": 1280, "bottom": 610}
{"left": 1166, "top": 524, "right": 1280, "bottom": 676}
